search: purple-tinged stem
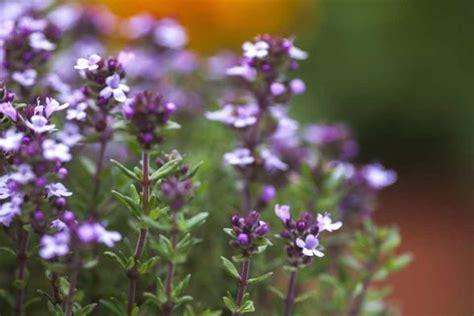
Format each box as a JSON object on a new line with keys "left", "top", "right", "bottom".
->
{"left": 64, "top": 242, "right": 81, "bottom": 316}
{"left": 283, "top": 271, "right": 298, "bottom": 316}
{"left": 50, "top": 270, "right": 61, "bottom": 305}
{"left": 127, "top": 152, "right": 150, "bottom": 315}
{"left": 347, "top": 262, "right": 376, "bottom": 316}
{"left": 14, "top": 228, "right": 29, "bottom": 316}
{"left": 163, "top": 211, "right": 178, "bottom": 316}
{"left": 233, "top": 259, "right": 251, "bottom": 316}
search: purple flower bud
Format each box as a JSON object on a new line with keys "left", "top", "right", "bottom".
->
{"left": 270, "top": 82, "right": 286, "bottom": 96}
{"left": 7, "top": 180, "right": 19, "bottom": 192}
{"left": 237, "top": 233, "right": 249, "bottom": 245}
{"left": 289, "top": 79, "right": 305, "bottom": 95}
{"left": 255, "top": 221, "right": 269, "bottom": 236}
{"left": 35, "top": 177, "right": 47, "bottom": 187}
{"left": 34, "top": 210, "right": 45, "bottom": 221}
{"left": 57, "top": 167, "right": 68, "bottom": 178}
{"left": 231, "top": 215, "right": 240, "bottom": 226}
{"left": 260, "top": 185, "right": 276, "bottom": 204}
{"left": 165, "top": 102, "right": 176, "bottom": 114}
{"left": 280, "top": 230, "right": 291, "bottom": 239}
{"left": 56, "top": 197, "right": 66, "bottom": 208}
{"left": 261, "top": 63, "right": 271, "bottom": 72}
{"left": 98, "top": 96, "right": 109, "bottom": 106}
{"left": 142, "top": 132, "right": 154, "bottom": 144}
{"left": 296, "top": 220, "right": 306, "bottom": 231}
{"left": 63, "top": 211, "right": 75, "bottom": 223}
{"left": 245, "top": 211, "right": 260, "bottom": 227}
{"left": 5, "top": 92, "right": 15, "bottom": 102}
{"left": 289, "top": 60, "right": 299, "bottom": 71}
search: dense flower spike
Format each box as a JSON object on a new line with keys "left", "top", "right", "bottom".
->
{"left": 275, "top": 205, "right": 342, "bottom": 267}
{"left": 122, "top": 91, "right": 176, "bottom": 149}
{"left": 228, "top": 211, "right": 270, "bottom": 257}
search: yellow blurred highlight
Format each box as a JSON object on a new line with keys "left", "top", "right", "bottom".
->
{"left": 97, "top": 0, "right": 318, "bottom": 52}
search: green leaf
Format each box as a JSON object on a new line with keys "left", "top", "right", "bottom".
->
{"left": 150, "top": 158, "right": 181, "bottom": 181}
{"left": 139, "top": 256, "right": 160, "bottom": 274}
{"left": 104, "top": 251, "right": 127, "bottom": 268}
{"left": 0, "top": 246, "right": 16, "bottom": 257}
{"left": 239, "top": 299, "right": 255, "bottom": 313}
{"left": 112, "top": 190, "right": 142, "bottom": 219}
{"left": 387, "top": 253, "right": 413, "bottom": 272}
{"left": 223, "top": 294, "right": 236, "bottom": 313}
{"left": 221, "top": 256, "right": 240, "bottom": 279}
{"left": 181, "top": 161, "right": 204, "bottom": 180}
{"left": 79, "top": 157, "right": 96, "bottom": 175}
{"left": 111, "top": 159, "right": 140, "bottom": 181}
{"left": 381, "top": 228, "right": 401, "bottom": 253}
{"left": 78, "top": 303, "right": 98, "bottom": 315}
{"left": 295, "top": 290, "right": 318, "bottom": 304}
{"left": 165, "top": 120, "right": 181, "bottom": 130}
{"left": 223, "top": 228, "right": 236, "bottom": 238}
{"left": 100, "top": 298, "right": 126, "bottom": 316}
{"left": 248, "top": 272, "right": 273, "bottom": 284}
{"left": 183, "top": 212, "right": 208, "bottom": 231}
{"left": 174, "top": 274, "right": 191, "bottom": 296}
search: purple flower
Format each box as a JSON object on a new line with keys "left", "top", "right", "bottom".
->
{"left": 260, "top": 185, "right": 276, "bottom": 204}
{"left": 77, "top": 223, "right": 122, "bottom": 247}
{"left": 0, "top": 195, "right": 23, "bottom": 226}
{"left": 74, "top": 54, "right": 101, "bottom": 71}
{"left": 270, "top": 82, "right": 286, "bottom": 96}
{"left": 223, "top": 148, "right": 254, "bottom": 167}
{"left": 45, "top": 183, "right": 72, "bottom": 198}
{"left": 50, "top": 219, "right": 68, "bottom": 231}
{"left": 296, "top": 234, "right": 324, "bottom": 257}
{"left": 317, "top": 213, "right": 342, "bottom": 233}
{"left": 237, "top": 233, "right": 249, "bottom": 245}
{"left": 100, "top": 73, "right": 129, "bottom": 103}
{"left": 154, "top": 18, "right": 188, "bottom": 49}
{"left": 242, "top": 40, "right": 269, "bottom": 59}
{"left": 55, "top": 123, "right": 82, "bottom": 147}
{"left": 0, "top": 129, "right": 24, "bottom": 152}
{"left": 44, "top": 98, "right": 69, "bottom": 118}
{"left": 289, "top": 79, "right": 305, "bottom": 95}
{"left": 12, "top": 69, "right": 37, "bottom": 87}
{"left": 362, "top": 163, "right": 397, "bottom": 189}
{"left": 39, "top": 231, "right": 70, "bottom": 259}
{"left": 0, "top": 102, "right": 17, "bottom": 121}
{"left": 42, "top": 139, "right": 72, "bottom": 162}
{"left": 10, "top": 164, "right": 35, "bottom": 184}
{"left": 260, "top": 148, "right": 288, "bottom": 171}
{"left": 275, "top": 204, "right": 291, "bottom": 223}
{"left": 121, "top": 14, "right": 155, "bottom": 39}
{"left": 205, "top": 104, "right": 259, "bottom": 128}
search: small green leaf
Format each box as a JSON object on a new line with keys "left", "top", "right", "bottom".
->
{"left": 165, "top": 120, "right": 181, "bottom": 130}
{"left": 184, "top": 212, "right": 208, "bottom": 231}
{"left": 239, "top": 300, "right": 255, "bottom": 313}
{"left": 223, "top": 294, "right": 236, "bottom": 313}
{"left": 150, "top": 159, "right": 181, "bottom": 181}
{"left": 104, "top": 251, "right": 127, "bottom": 268}
{"left": 248, "top": 272, "right": 273, "bottom": 284}
{"left": 0, "top": 246, "right": 15, "bottom": 257}
{"left": 221, "top": 257, "right": 240, "bottom": 279}
{"left": 112, "top": 190, "right": 142, "bottom": 219}
{"left": 111, "top": 159, "right": 140, "bottom": 181}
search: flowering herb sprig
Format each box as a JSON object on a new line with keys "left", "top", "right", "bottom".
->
{"left": 221, "top": 211, "right": 272, "bottom": 315}
{"left": 273, "top": 205, "right": 342, "bottom": 316}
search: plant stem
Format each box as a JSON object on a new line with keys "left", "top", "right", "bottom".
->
{"left": 90, "top": 138, "right": 108, "bottom": 219}
{"left": 64, "top": 243, "right": 81, "bottom": 316}
{"left": 127, "top": 152, "right": 150, "bottom": 315}
{"left": 163, "top": 211, "right": 178, "bottom": 316}
{"left": 14, "top": 228, "right": 28, "bottom": 316}
{"left": 50, "top": 271, "right": 62, "bottom": 305}
{"left": 283, "top": 271, "right": 298, "bottom": 316}
{"left": 233, "top": 259, "right": 250, "bottom": 316}
{"left": 347, "top": 262, "right": 376, "bottom": 316}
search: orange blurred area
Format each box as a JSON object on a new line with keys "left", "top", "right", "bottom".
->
{"left": 97, "top": 0, "right": 317, "bottom": 51}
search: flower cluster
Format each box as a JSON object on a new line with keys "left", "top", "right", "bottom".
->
{"left": 228, "top": 211, "right": 270, "bottom": 257}
{"left": 40, "top": 211, "right": 121, "bottom": 260}
{"left": 275, "top": 205, "right": 342, "bottom": 267}
{"left": 0, "top": 92, "right": 74, "bottom": 228}
{"left": 122, "top": 91, "right": 176, "bottom": 148}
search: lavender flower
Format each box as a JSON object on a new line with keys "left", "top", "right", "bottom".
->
{"left": 223, "top": 148, "right": 255, "bottom": 167}
{"left": 0, "top": 129, "right": 24, "bottom": 152}
{"left": 40, "top": 231, "right": 70, "bottom": 259}
{"left": 228, "top": 211, "right": 270, "bottom": 257}
{"left": 361, "top": 163, "right": 397, "bottom": 189}
{"left": 295, "top": 234, "right": 324, "bottom": 257}
{"left": 45, "top": 183, "right": 72, "bottom": 198}
{"left": 74, "top": 54, "right": 101, "bottom": 71}
{"left": 100, "top": 73, "right": 129, "bottom": 103}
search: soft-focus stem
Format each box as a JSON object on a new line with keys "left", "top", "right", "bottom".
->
{"left": 64, "top": 244, "right": 81, "bottom": 316}
{"left": 283, "top": 271, "right": 298, "bottom": 316}
{"left": 347, "top": 262, "right": 376, "bottom": 316}
{"left": 50, "top": 271, "right": 62, "bottom": 305}
{"left": 127, "top": 152, "right": 150, "bottom": 315}
{"left": 14, "top": 228, "right": 29, "bottom": 316}
{"left": 163, "top": 211, "right": 178, "bottom": 316}
{"left": 90, "top": 138, "right": 108, "bottom": 219}
{"left": 233, "top": 259, "right": 250, "bottom": 316}
{"left": 242, "top": 179, "right": 252, "bottom": 213}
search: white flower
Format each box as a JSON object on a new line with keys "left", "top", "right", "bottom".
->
{"left": 25, "top": 115, "right": 55, "bottom": 133}
{"left": 275, "top": 204, "right": 291, "bottom": 223}
{"left": 317, "top": 213, "right": 342, "bottom": 233}
{"left": 243, "top": 41, "right": 269, "bottom": 59}
{"left": 12, "top": 69, "right": 37, "bottom": 86}
{"left": 77, "top": 223, "right": 122, "bottom": 247}
{"left": 296, "top": 234, "right": 324, "bottom": 257}
{"left": 74, "top": 54, "right": 101, "bottom": 71}
{"left": 205, "top": 104, "right": 259, "bottom": 128}
{"left": 56, "top": 123, "right": 82, "bottom": 147}
{"left": 45, "top": 183, "right": 72, "bottom": 198}
{"left": 44, "top": 98, "right": 69, "bottom": 118}
{"left": 100, "top": 73, "right": 129, "bottom": 103}
{"left": 0, "top": 129, "right": 24, "bottom": 152}
{"left": 0, "top": 175, "right": 10, "bottom": 199}
{"left": 42, "top": 139, "right": 71, "bottom": 162}
{"left": 226, "top": 64, "right": 257, "bottom": 81}
{"left": 66, "top": 102, "right": 87, "bottom": 121}
{"left": 0, "top": 195, "right": 23, "bottom": 227}
{"left": 289, "top": 45, "right": 308, "bottom": 60}
{"left": 223, "top": 148, "right": 255, "bottom": 167}
{"left": 10, "top": 164, "right": 35, "bottom": 184}
{"left": 29, "top": 32, "right": 55, "bottom": 51}
{"left": 39, "top": 231, "right": 70, "bottom": 259}
{"left": 362, "top": 164, "right": 397, "bottom": 189}
{"left": 154, "top": 18, "right": 188, "bottom": 49}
